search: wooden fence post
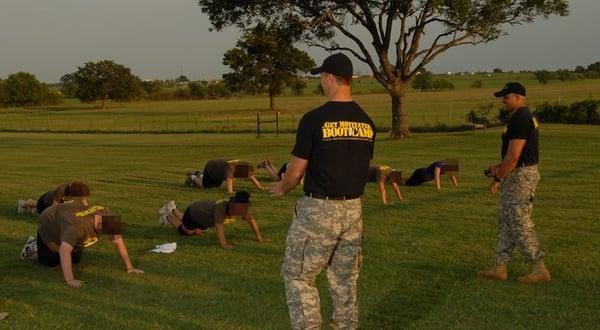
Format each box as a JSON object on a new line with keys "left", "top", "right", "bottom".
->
{"left": 256, "top": 113, "right": 260, "bottom": 138}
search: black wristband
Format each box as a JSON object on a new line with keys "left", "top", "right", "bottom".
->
{"left": 494, "top": 175, "right": 501, "bottom": 182}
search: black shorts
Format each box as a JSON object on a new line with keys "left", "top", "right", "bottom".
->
{"left": 404, "top": 169, "right": 428, "bottom": 186}
{"left": 37, "top": 233, "right": 82, "bottom": 267}
{"left": 36, "top": 195, "right": 52, "bottom": 214}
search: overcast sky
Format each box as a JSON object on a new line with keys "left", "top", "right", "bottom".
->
{"left": 0, "top": 0, "right": 598, "bottom": 82}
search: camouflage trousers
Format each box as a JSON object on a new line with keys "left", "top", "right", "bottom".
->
{"left": 281, "top": 196, "right": 363, "bottom": 330}
{"left": 495, "top": 165, "right": 545, "bottom": 264}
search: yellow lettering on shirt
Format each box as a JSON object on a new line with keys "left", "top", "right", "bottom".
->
{"left": 532, "top": 117, "right": 539, "bottom": 129}
{"left": 321, "top": 121, "right": 374, "bottom": 141}
{"left": 75, "top": 206, "right": 104, "bottom": 217}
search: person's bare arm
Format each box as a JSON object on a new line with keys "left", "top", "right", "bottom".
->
{"left": 109, "top": 235, "right": 143, "bottom": 274}
{"left": 434, "top": 167, "right": 442, "bottom": 189}
{"left": 450, "top": 175, "right": 458, "bottom": 187}
{"left": 226, "top": 178, "right": 234, "bottom": 193}
{"left": 269, "top": 156, "right": 308, "bottom": 197}
{"left": 492, "top": 139, "right": 526, "bottom": 180}
{"left": 243, "top": 211, "right": 266, "bottom": 242}
{"left": 215, "top": 222, "right": 233, "bottom": 249}
{"left": 249, "top": 176, "right": 265, "bottom": 190}
{"left": 378, "top": 180, "right": 387, "bottom": 204}
{"left": 59, "top": 242, "right": 82, "bottom": 288}
{"left": 391, "top": 182, "right": 404, "bottom": 202}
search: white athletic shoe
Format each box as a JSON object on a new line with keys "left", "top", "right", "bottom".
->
{"left": 17, "top": 200, "right": 25, "bottom": 214}
{"left": 20, "top": 235, "right": 37, "bottom": 261}
{"left": 157, "top": 201, "right": 176, "bottom": 226}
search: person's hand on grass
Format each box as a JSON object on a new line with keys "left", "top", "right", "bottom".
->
{"left": 222, "top": 243, "right": 235, "bottom": 249}
{"left": 127, "top": 268, "right": 144, "bottom": 274}
{"left": 67, "top": 279, "right": 83, "bottom": 288}
{"left": 257, "top": 237, "right": 271, "bottom": 243}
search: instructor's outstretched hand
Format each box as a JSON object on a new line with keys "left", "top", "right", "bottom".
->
{"left": 269, "top": 181, "right": 285, "bottom": 197}
{"left": 489, "top": 181, "right": 501, "bottom": 194}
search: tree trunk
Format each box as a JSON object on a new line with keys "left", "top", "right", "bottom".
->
{"left": 389, "top": 81, "right": 411, "bottom": 139}
{"left": 269, "top": 86, "right": 275, "bottom": 112}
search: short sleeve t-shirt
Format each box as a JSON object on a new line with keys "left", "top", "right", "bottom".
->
{"left": 501, "top": 107, "right": 539, "bottom": 165}
{"left": 367, "top": 165, "right": 393, "bottom": 183}
{"left": 38, "top": 202, "right": 108, "bottom": 250}
{"left": 292, "top": 101, "right": 376, "bottom": 197}
{"left": 184, "top": 200, "right": 229, "bottom": 230}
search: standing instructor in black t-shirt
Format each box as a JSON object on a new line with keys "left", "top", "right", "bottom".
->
{"left": 478, "top": 82, "right": 551, "bottom": 284}
{"left": 270, "top": 53, "right": 375, "bottom": 330}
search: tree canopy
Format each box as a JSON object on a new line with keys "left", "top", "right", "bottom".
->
{"left": 222, "top": 23, "right": 314, "bottom": 111}
{"left": 65, "top": 60, "right": 143, "bottom": 109}
{"left": 199, "top": 0, "right": 569, "bottom": 138}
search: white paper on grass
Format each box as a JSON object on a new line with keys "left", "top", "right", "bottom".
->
{"left": 150, "top": 242, "right": 177, "bottom": 253}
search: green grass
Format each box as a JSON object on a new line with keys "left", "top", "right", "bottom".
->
{"left": 1, "top": 124, "right": 599, "bottom": 328}
{"left": 1, "top": 76, "right": 599, "bottom": 133}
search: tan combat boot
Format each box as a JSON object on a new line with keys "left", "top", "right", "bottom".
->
{"left": 477, "top": 263, "right": 508, "bottom": 281}
{"left": 517, "top": 260, "right": 551, "bottom": 283}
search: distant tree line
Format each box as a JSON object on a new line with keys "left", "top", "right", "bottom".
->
{"left": 410, "top": 70, "right": 455, "bottom": 91}
{"left": 535, "top": 61, "right": 600, "bottom": 84}
{"left": 0, "top": 72, "right": 63, "bottom": 107}
{"left": 2, "top": 58, "right": 310, "bottom": 109}
{"left": 468, "top": 99, "right": 599, "bottom": 126}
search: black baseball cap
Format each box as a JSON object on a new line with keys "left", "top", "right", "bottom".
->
{"left": 310, "top": 53, "right": 353, "bottom": 77}
{"left": 494, "top": 82, "right": 526, "bottom": 97}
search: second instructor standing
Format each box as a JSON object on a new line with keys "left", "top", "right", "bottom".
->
{"left": 270, "top": 53, "right": 375, "bottom": 330}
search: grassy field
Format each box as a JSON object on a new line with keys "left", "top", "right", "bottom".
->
{"left": 1, "top": 76, "right": 599, "bottom": 134}
{"left": 1, "top": 124, "right": 599, "bottom": 328}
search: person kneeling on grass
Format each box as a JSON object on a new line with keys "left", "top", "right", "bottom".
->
{"left": 18, "top": 182, "right": 70, "bottom": 215}
{"left": 158, "top": 191, "right": 267, "bottom": 249}
{"left": 185, "top": 159, "right": 265, "bottom": 193}
{"left": 403, "top": 160, "right": 458, "bottom": 189}
{"left": 37, "top": 182, "right": 143, "bottom": 288}
{"left": 368, "top": 165, "right": 404, "bottom": 204}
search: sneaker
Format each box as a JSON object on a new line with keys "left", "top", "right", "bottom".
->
{"left": 184, "top": 172, "right": 194, "bottom": 187}
{"left": 20, "top": 235, "right": 37, "bottom": 261}
{"left": 17, "top": 200, "right": 25, "bottom": 214}
{"left": 158, "top": 201, "right": 176, "bottom": 225}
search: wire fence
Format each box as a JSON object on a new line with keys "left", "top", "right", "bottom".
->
{"left": 0, "top": 112, "right": 476, "bottom": 135}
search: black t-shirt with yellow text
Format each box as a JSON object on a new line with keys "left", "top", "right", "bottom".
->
{"left": 501, "top": 107, "right": 539, "bottom": 165}
{"left": 292, "top": 101, "right": 375, "bottom": 197}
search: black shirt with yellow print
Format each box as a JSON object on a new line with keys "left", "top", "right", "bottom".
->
{"left": 501, "top": 107, "right": 539, "bottom": 165}
{"left": 293, "top": 101, "right": 375, "bottom": 197}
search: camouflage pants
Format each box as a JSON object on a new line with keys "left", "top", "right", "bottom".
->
{"left": 282, "top": 196, "right": 363, "bottom": 330}
{"left": 495, "top": 165, "right": 545, "bottom": 264}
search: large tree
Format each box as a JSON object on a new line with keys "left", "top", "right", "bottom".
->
{"left": 3, "top": 72, "right": 45, "bottom": 106}
{"left": 67, "top": 60, "right": 143, "bottom": 109}
{"left": 199, "top": 0, "right": 568, "bottom": 138}
{"left": 223, "top": 24, "right": 315, "bottom": 111}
